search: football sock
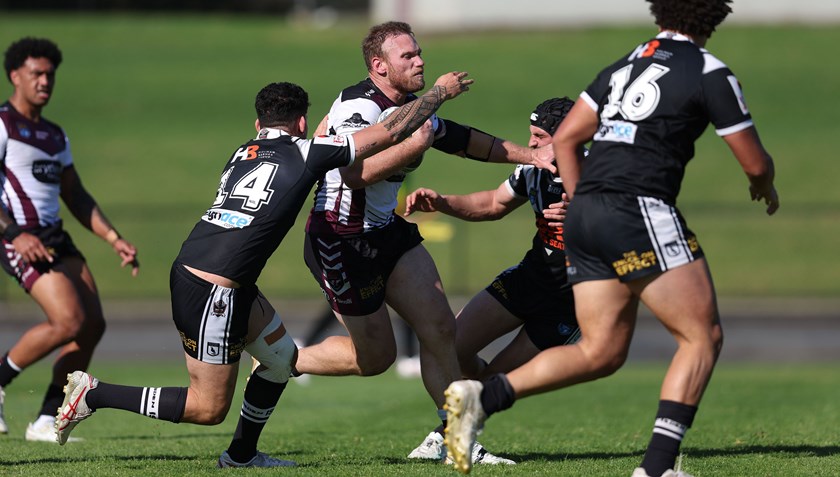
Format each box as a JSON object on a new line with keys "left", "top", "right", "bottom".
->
{"left": 0, "top": 353, "right": 22, "bottom": 387}
{"left": 86, "top": 382, "right": 188, "bottom": 423}
{"left": 640, "top": 400, "right": 697, "bottom": 477}
{"left": 227, "top": 373, "right": 287, "bottom": 463}
{"left": 480, "top": 373, "right": 516, "bottom": 416}
{"left": 38, "top": 383, "right": 65, "bottom": 417}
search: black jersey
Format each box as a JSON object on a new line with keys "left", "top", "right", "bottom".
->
{"left": 577, "top": 32, "right": 754, "bottom": 204}
{"left": 176, "top": 128, "right": 355, "bottom": 286}
{"left": 506, "top": 164, "right": 568, "bottom": 283}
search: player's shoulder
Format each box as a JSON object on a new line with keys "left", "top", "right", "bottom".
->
{"left": 698, "top": 47, "right": 733, "bottom": 75}
{"left": 337, "top": 78, "right": 397, "bottom": 111}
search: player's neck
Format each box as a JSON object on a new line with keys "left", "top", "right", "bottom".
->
{"left": 8, "top": 95, "right": 43, "bottom": 122}
{"left": 368, "top": 74, "right": 408, "bottom": 105}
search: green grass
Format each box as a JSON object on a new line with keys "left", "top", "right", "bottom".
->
{"left": 1, "top": 361, "right": 838, "bottom": 476}
{"left": 0, "top": 15, "right": 838, "bottom": 299}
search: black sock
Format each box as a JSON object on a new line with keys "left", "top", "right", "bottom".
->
{"left": 0, "top": 353, "right": 21, "bottom": 387}
{"left": 87, "top": 382, "right": 188, "bottom": 423}
{"left": 433, "top": 423, "right": 445, "bottom": 436}
{"left": 640, "top": 400, "right": 697, "bottom": 477}
{"left": 226, "top": 373, "right": 287, "bottom": 463}
{"left": 38, "top": 384, "right": 65, "bottom": 417}
{"left": 480, "top": 374, "right": 516, "bottom": 417}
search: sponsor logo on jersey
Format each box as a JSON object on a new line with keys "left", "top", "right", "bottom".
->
{"left": 338, "top": 113, "right": 370, "bottom": 129}
{"left": 16, "top": 123, "right": 31, "bottom": 138}
{"left": 31, "top": 159, "right": 62, "bottom": 183}
{"left": 727, "top": 75, "right": 750, "bottom": 115}
{"left": 232, "top": 145, "right": 260, "bottom": 162}
{"left": 202, "top": 208, "right": 255, "bottom": 229}
{"left": 594, "top": 119, "right": 637, "bottom": 144}
{"left": 314, "top": 135, "right": 347, "bottom": 146}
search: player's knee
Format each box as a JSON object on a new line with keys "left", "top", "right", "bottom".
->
{"left": 356, "top": 347, "right": 396, "bottom": 376}
{"left": 582, "top": 342, "right": 627, "bottom": 378}
{"left": 246, "top": 316, "right": 297, "bottom": 384}
{"left": 193, "top": 402, "right": 231, "bottom": 425}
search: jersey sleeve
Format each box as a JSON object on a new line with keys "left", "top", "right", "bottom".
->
{"left": 328, "top": 97, "right": 382, "bottom": 136}
{"left": 305, "top": 134, "right": 356, "bottom": 174}
{"left": 582, "top": 65, "right": 614, "bottom": 115}
{"left": 506, "top": 165, "right": 530, "bottom": 199}
{"left": 701, "top": 53, "right": 754, "bottom": 136}
{"left": 59, "top": 132, "right": 74, "bottom": 167}
{"left": 0, "top": 120, "right": 8, "bottom": 163}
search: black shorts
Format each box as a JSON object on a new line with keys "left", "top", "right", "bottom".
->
{"left": 485, "top": 261, "right": 579, "bottom": 350}
{"left": 169, "top": 262, "right": 254, "bottom": 364}
{"left": 564, "top": 193, "right": 704, "bottom": 284}
{"left": 0, "top": 221, "right": 84, "bottom": 292}
{"left": 304, "top": 215, "right": 424, "bottom": 316}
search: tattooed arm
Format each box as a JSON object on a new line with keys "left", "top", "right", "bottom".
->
{"left": 349, "top": 71, "right": 472, "bottom": 164}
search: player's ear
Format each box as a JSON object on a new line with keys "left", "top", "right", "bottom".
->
{"left": 298, "top": 115, "right": 307, "bottom": 137}
{"left": 254, "top": 118, "right": 261, "bottom": 132}
{"left": 370, "top": 56, "right": 387, "bottom": 76}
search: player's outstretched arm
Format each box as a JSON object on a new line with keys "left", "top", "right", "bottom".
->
{"left": 405, "top": 182, "right": 523, "bottom": 222}
{"left": 351, "top": 71, "right": 472, "bottom": 161}
{"left": 60, "top": 166, "right": 140, "bottom": 276}
{"left": 722, "top": 126, "right": 779, "bottom": 215}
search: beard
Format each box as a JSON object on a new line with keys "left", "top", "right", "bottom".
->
{"left": 389, "top": 67, "right": 425, "bottom": 94}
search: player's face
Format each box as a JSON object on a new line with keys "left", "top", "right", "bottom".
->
{"left": 10, "top": 57, "right": 56, "bottom": 108}
{"left": 381, "top": 33, "right": 425, "bottom": 94}
{"left": 528, "top": 125, "right": 553, "bottom": 148}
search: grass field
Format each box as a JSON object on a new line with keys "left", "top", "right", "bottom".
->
{"left": 0, "top": 14, "right": 838, "bottom": 301}
{"left": 1, "top": 361, "right": 838, "bottom": 476}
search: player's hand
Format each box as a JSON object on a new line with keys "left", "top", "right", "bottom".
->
{"left": 530, "top": 144, "right": 557, "bottom": 174}
{"left": 433, "top": 72, "right": 474, "bottom": 100}
{"left": 410, "top": 119, "right": 435, "bottom": 147}
{"left": 112, "top": 238, "right": 140, "bottom": 277}
{"left": 542, "top": 192, "right": 569, "bottom": 227}
{"left": 751, "top": 184, "right": 779, "bottom": 216}
{"left": 404, "top": 187, "right": 442, "bottom": 216}
{"left": 313, "top": 114, "right": 329, "bottom": 137}
{"left": 11, "top": 233, "right": 54, "bottom": 263}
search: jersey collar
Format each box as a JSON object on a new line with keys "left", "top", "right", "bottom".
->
{"left": 656, "top": 30, "right": 695, "bottom": 44}
{"left": 256, "top": 127, "right": 292, "bottom": 140}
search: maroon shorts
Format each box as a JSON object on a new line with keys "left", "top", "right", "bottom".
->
{"left": 1, "top": 221, "right": 84, "bottom": 292}
{"left": 304, "top": 215, "right": 423, "bottom": 316}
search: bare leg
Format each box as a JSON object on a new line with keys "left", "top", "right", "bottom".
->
{"left": 386, "top": 244, "right": 459, "bottom": 408}
{"left": 453, "top": 290, "right": 525, "bottom": 378}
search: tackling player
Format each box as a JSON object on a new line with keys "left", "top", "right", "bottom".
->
{"left": 55, "top": 73, "right": 471, "bottom": 467}
{"left": 403, "top": 97, "right": 582, "bottom": 462}
{"left": 444, "top": 1, "right": 779, "bottom": 476}
{"left": 0, "top": 37, "right": 139, "bottom": 442}
{"left": 294, "top": 21, "right": 554, "bottom": 466}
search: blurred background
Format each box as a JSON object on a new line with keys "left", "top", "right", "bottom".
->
{"left": 0, "top": 0, "right": 838, "bottom": 313}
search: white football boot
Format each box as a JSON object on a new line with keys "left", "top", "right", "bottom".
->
{"left": 55, "top": 371, "right": 98, "bottom": 445}
{"left": 26, "top": 414, "right": 82, "bottom": 443}
{"left": 0, "top": 386, "right": 7, "bottom": 434}
{"left": 443, "top": 380, "right": 487, "bottom": 474}
{"left": 408, "top": 430, "right": 515, "bottom": 465}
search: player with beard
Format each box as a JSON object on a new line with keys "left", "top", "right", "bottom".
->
{"left": 295, "top": 21, "right": 554, "bottom": 465}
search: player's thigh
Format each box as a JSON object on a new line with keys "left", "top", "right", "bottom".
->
{"left": 29, "top": 266, "right": 86, "bottom": 326}
{"left": 184, "top": 352, "right": 238, "bottom": 408}
{"left": 337, "top": 304, "right": 398, "bottom": 361}
{"left": 483, "top": 328, "right": 541, "bottom": 377}
{"left": 572, "top": 278, "right": 638, "bottom": 360}
{"left": 455, "top": 290, "right": 523, "bottom": 356}
{"left": 59, "top": 256, "right": 105, "bottom": 323}
{"left": 635, "top": 258, "right": 720, "bottom": 342}
{"left": 386, "top": 244, "right": 454, "bottom": 338}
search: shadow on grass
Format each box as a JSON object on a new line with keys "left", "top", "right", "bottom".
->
{"left": 502, "top": 444, "right": 840, "bottom": 463}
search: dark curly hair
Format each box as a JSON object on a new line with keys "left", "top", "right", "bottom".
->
{"left": 531, "top": 97, "right": 575, "bottom": 136}
{"left": 362, "top": 21, "right": 415, "bottom": 71}
{"left": 254, "top": 82, "right": 310, "bottom": 130}
{"left": 647, "top": 0, "right": 732, "bottom": 39}
{"left": 4, "top": 37, "right": 62, "bottom": 82}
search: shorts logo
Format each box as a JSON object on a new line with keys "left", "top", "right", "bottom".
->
{"left": 664, "top": 241, "right": 682, "bottom": 257}
{"left": 206, "top": 342, "right": 221, "bottom": 357}
{"left": 212, "top": 298, "right": 227, "bottom": 317}
{"left": 202, "top": 208, "right": 255, "bottom": 229}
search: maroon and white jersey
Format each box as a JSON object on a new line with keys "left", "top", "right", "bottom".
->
{"left": 0, "top": 101, "right": 72, "bottom": 228}
{"left": 307, "top": 78, "right": 414, "bottom": 235}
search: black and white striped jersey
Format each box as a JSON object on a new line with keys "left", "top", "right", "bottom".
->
{"left": 177, "top": 128, "right": 355, "bottom": 286}
{"left": 577, "top": 32, "right": 754, "bottom": 203}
